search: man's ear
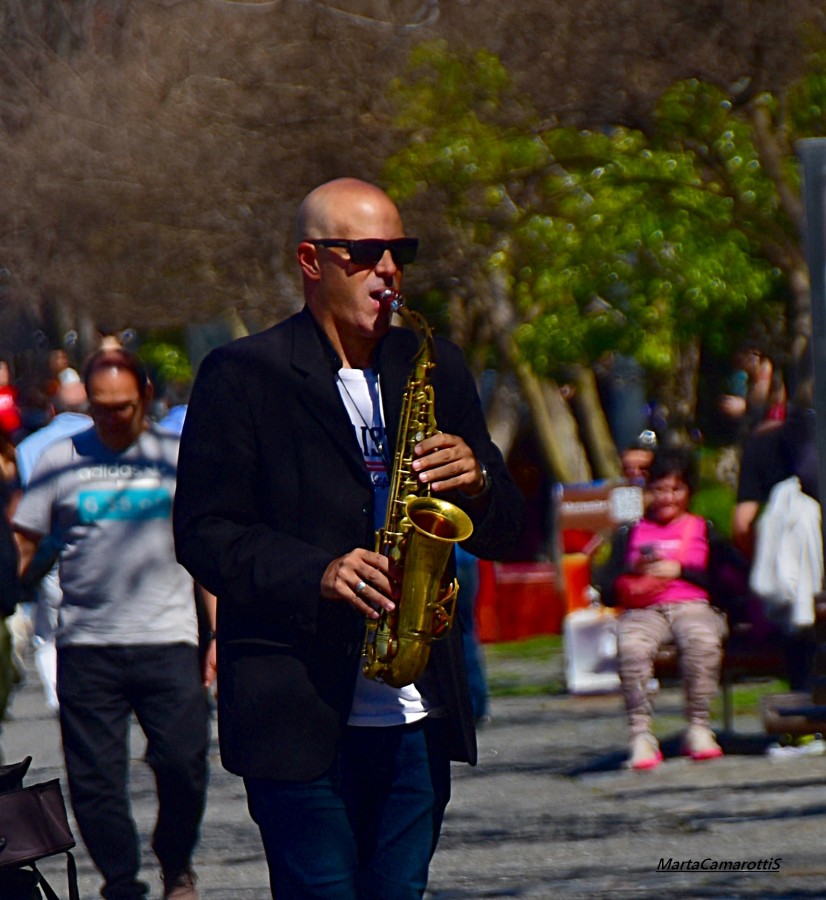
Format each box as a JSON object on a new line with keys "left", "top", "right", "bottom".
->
{"left": 296, "top": 242, "right": 321, "bottom": 282}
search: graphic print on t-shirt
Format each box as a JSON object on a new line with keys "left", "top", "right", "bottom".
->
{"left": 76, "top": 462, "right": 171, "bottom": 523}
{"left": 78, "top": 488, "right": 171, "bottom": 522}
{"left": 359, "top": 424, "right": 389, "bottom": 480}
{"left": 336, "top": 368, "right": 389, "bottom": 528}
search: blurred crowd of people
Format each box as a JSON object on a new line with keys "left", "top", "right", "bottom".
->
{"left": 0, "top": 343, "right": 193, "bottom": 715}
{"left": 0, "top": 350, "right": 87, "bottom": 716}
{"left": 0, "top": 340, "right": 210, "bottom": 900}
{"left": 0, "top": 299, "right": 820, "bottom": 891}
{"left": 599, "top": 337, "right": 821, "bottom": 769}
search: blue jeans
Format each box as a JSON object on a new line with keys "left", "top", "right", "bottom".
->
{"left": 58, "top": 644, "right": 210, "bottom": 900}
{"left": 245, "top": 718, "right": 451, "bottom": 899}
{"left": 455, "top": 553, "right": 488, "bottom": 720}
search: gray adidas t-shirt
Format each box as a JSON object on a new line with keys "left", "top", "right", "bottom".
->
{"left": 14, "top": 424, "right": 197, "bottom": 648}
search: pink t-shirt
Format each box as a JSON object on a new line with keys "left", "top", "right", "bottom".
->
{"left": 627, "top": 512, "right": 709, "bottom": 604}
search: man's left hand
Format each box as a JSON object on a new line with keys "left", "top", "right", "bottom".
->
{"left": 412, "top": 433, "right": 486, "bottom": 497}
{"left": 202, "top": 639, "right": 217, "bottom": 690}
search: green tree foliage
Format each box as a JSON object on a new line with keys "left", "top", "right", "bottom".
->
{"left": 2, "top": 1, "right": 823, "bottom": 469}
{"left": 138, "top": 340, "right": 192, "bottom": 390}
{"left": 385, "top": 41, "right": 785, "bottom": 403}
{"left": 2, "top": 0, "right": 820, "bottom": 367}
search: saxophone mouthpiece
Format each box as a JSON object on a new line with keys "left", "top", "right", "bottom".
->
{"left": 378, "top": 289, "right": 404, "bottom": 312}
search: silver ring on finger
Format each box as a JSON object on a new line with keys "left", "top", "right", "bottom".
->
{"left": 355, "top": 579, "right": 368, "bottom": 596}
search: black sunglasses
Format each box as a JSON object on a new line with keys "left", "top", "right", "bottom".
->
{"left": 308, "top": 238, "right": 418, "bottom": 267}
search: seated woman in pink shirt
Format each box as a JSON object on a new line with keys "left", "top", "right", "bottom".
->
{"left": 606, "top": 447, "right": 727, "bottom": 770}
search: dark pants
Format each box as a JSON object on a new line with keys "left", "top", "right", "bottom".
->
{"left": 245, "top": 717, "right": 452, "bottom": 900}
{"left": 58, "top": 644, "right": 210, "bottom": 900}
{"left": 785, "top": 627, "right": 817, "bottom": 691}
{"left": 455, "top": 554, "right": 488, "bottom": 721}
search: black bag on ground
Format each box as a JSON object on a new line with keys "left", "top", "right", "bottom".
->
{"left": 0, "top": 757, "right": 79, "bottom": 900}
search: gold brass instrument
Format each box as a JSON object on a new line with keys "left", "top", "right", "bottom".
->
{"left": 362, "top": 290, "right": 474, "bottom": 689}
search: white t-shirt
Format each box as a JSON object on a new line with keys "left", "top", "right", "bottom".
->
{"left": 336, "top": 367, "right": 428, "bottom": 727}
{"left": 13, "top": 425, "right": 197, "bottom": 648}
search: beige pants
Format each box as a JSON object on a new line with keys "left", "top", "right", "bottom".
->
{"left": 618, "top": 602, "right": 728, "bottom": 737}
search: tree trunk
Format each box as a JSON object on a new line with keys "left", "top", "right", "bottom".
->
{"left": 674, "top": 337, "right": 700, "bottom": 435}
{"left": 484, "top": 374, "right": 522, "bottom": 459}
{"left": 788, "top": 263, "right": 813, "bottom": 396}
{"left": 482, "top": 268, "right": 592, "bottom": 483}
{"left": 498, "top": 353, "right": 591, "bottom": 484}
{"left": 570, "top": 365, "right": 622, "bottom": 479}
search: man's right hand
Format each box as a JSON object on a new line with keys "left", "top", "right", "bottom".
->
{"left": 321, "top": 548, "right": 394, "bottom": 618}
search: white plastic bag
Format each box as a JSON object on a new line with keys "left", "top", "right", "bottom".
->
{"left": 749, "top": 476, "right": 822, "bottom": 629}
{"left": 564, "top": 606, "right": 620, "bottom": 694}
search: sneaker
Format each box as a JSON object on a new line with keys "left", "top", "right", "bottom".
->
{"left": 162, "top": 869, "right": 198, "bottom": 900}
{"left": 627, "top": 733, "right": 663, "bottom": 770}
{"left": 683, "top": 725, "right": 724, "bottom": 761}
{"left": 767, "top": 735, "right": 826, "bottom": 758}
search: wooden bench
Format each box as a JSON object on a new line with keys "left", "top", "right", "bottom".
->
{"left": 655, "top": 629, "right": 787, "bottom": 732}
{"left": 756, "top": 593, "right": 826, "bottom": 737}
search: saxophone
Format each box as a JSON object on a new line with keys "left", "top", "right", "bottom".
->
{"left": 362, "top": 290, "right": 474, "bottom": 688}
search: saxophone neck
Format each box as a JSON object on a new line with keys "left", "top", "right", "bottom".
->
{"left": 379, "top": 290, "right": 435, "bottom": 364}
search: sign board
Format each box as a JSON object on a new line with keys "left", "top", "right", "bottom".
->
{"left": 555, "top": 482, "right": 643, "bottom": 533}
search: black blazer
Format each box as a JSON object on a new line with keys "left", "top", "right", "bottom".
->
{"left": 173, "top": 307, "right": 525, "bottom": 781}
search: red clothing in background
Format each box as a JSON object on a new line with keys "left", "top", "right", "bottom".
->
{"left": 0, "top": 386, "right": 22, "bottom": 438}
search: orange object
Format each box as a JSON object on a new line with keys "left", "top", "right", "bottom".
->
{"left": 562, "top": 553, "right": 592, "bottom": 613}
{"left": 475, "top": 560, "right": 564, "bottom": 642}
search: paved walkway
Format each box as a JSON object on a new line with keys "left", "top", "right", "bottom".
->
{"left": 4, "top": 651, "right": 826, "bottom": 899}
